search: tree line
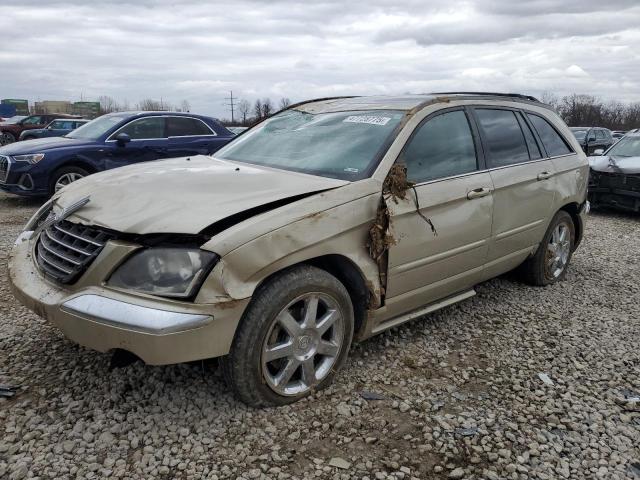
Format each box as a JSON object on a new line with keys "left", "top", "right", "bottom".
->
{"left": 98, "top": 96, "right": 191, "bottom": 115}
{"left": 98, "top": 95, "right": 290, "bottom": 126}
{"left": 542, "top": 93, "right": 640, "bottom": 131}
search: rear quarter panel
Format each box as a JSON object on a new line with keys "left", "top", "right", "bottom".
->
{"left": 541, "top": 110, "right": 589, "bottom": 209}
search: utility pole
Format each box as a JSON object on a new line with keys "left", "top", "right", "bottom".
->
{"left": 225, "top": 90, "right": 236, "bottom": 123}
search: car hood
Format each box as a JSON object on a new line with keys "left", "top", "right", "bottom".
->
{"left": 56, "top": 155, "right": 350, "bottom": 234}
{"left": 0, "top": 136, "right": 94, "bottom": 155}
{"left": 589, "top": 155, "right": 640, "bottom": 174}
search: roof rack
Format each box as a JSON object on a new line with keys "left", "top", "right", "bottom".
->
{"left": 430, "top": 92, "right": 541, "bottom": 103}
{"left": 282, "top": 96, "right": 357, "bottom": 112}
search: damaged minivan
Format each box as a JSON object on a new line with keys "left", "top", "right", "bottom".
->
{"left": 9, "top": 94, "right": 589, "bottom": 406}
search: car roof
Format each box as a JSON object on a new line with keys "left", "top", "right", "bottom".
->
{"left": 106, "top": 111, "right": 217, "bottom": 120}
{"left": 52, "top": 118, "right": 89, "bottom": 122}
{"left": 293, "top": 92, "right": 549, "bottom": 114}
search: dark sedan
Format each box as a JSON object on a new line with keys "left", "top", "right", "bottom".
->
{"left": 19, "top": 119, "right": 90, "bottom": 141}
{"left": 0, "top": 111, "right": 234, "bottom": 197}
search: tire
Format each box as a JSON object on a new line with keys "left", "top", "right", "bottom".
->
{"left": 0, "top": 131, "right": 16, "bottom": 146}
{"left": 221, "top": 265, "right": 354, "bottom": 407}
{"left": 49, "top": 166, "right": 90, "bottom": 196}
{"left": 519, "top": 210, "right": 575, "bottom": 286}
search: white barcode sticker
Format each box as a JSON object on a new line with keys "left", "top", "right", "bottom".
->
{"left": 343, "top": 115, "right": 391, "bottom": 126}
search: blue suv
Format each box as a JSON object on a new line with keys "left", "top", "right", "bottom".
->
{"left": 0, "top": 111, "right": 234, "bottom": 197}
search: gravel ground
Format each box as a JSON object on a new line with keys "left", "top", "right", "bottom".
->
{"left": 0, "top": 190, "right": 639, "bottom": 480}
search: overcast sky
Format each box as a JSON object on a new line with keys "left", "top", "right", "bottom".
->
{"left": 1, "top": 0, "right": 639, "bottom": 119}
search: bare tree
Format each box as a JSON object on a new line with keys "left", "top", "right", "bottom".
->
{"left": 137, "top": 99, "right": 166, "bottom": 111}
{"left": 279, "top": 97, "right": 291, "bottom": 110}
{"left": 253, "top": 99, "right": 263, "bottom": 120}
{"left": 544, "top": 94, "right": 640, "bottom": 130}
{"left": 261, "top": 98, "right": 274, "bottom": 118}
{"left": 98, "top": 95, "right": 121, "bottom": 114}
{"left": 180, "top": 100, "right": 191, "bottom": 112}
{"left": 237, "top": 99, "right": 250, "bottom": 125}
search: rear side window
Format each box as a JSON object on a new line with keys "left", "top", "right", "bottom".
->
{"left": 526, "top": 114, "right": 572, "bottom": 157}
{"left": 517, "top": 113, "right": 542, "bottom": 160}
{"left": 167, "top": 117, "right": 213, "bottom": 137}
{"left": 401, "top": 110, "right": 478, "bottom": 183}
{"left": 475, "top": 109, "right": 529, "bottom": 167}
{"left": 118, "top": 117, "right": 166, "bottom": 140}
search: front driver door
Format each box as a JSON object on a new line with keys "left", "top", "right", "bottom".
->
{"left": 105, "top": 116, "right": 169, "bottom": 170}
{"left": 385, "top": 108, "right": 494, "bottom": 315}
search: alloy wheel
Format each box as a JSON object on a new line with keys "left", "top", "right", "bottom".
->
{"left": 261, "top": 292, "right": 344, "bottom": 396}
{"left": 546, "top": 222, "right": 571, "bottom": 279}
{"left": 54, "top": 173, "right": 85, "bottom": 192}
{"left": 0, "top": 133, "right": 15, "bottom": 146}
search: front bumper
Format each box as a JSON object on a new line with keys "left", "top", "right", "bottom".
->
{"left": 589, "top": 171, "right": 640, "bottom": 212}
{"left": 8, "top": 233, "right": 249, "bottom": 365}
{"left": 0, "top": 157, "right": 47, "bottom": 196}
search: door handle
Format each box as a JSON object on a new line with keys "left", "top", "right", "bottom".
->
{"left": 467, "top": 187, "right": 491, "bottom": 200}
{"left": 537, "top": 171, "right": 552, "bottom": 181}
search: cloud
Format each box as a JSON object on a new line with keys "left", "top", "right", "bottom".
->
{"left": 0, "top": 0, "right": 639, "bottom": 118}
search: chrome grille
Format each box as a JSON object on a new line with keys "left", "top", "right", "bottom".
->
{"left": 35, "top": 220, "right": 114, "bottom": 284}
{"left": 0, "top": 155, "right": 9, "bottom": 183}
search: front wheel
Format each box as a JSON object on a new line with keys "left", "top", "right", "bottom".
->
{"left": 221, "top": 265, "right": 354, "bottom": 407}
{"left": 519, "top": 210, "right": 575, "bottom": 286}
{"left": 49, "top": 166, "right": 89, "bottom": 195}
{"left": 0, "top": 132, "right": 16, "bottom": 146}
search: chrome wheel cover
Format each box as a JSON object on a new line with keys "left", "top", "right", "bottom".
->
{"left": 261, "top": 292, "right": 344, "bottom": 396}
{"left": 54, "top": 172, "right": 85, "bottom": 192}
{"left": 547, "top": 222, "right": 571, "bottom": 278}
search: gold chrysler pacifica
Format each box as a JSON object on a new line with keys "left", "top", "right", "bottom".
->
{"left": 9, "top": 94, "right": 589, "bottom": 406}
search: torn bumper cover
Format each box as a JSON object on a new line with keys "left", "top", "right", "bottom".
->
{"left": 589, "top": 170, "right": 640, "bottom": 212}
{"left": 8, "top": 235, "right": 249, "bottom": 365}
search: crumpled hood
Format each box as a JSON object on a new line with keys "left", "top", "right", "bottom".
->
{"left": 56, "top": 155, "right": 349, "bottom": 234}
{"left": 0, "top": 136, "right": 92, "bottom": 155}
{"left": 589, "top": 155, "right": 640, "bottom": 175}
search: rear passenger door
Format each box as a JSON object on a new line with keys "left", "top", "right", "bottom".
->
{"left": 385, "top": 108, "right": 494, "bottom": 313}
{"left": 472, "top": 107, "right": 557, "bottom": 277}
{"left": 166, "top": 116, "right": 221, "bottom": 157}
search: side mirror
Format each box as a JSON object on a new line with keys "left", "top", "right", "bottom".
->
{"left": 593, "top": 148, "right": 604, "bottom": 156}
{"left": 115, "top": 132, "right": 131, "bottom": 147}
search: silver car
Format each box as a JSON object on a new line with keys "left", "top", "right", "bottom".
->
{"left": 9, "top": 93, "right": 589, "bottom": 406}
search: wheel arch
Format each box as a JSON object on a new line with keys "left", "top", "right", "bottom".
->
{"left": 559, "top": 202, "right": 583, "bottom": 250}
{"left": 252, "top": 254, "right": 371, "bottom": 341}
{"left": 53, "top": 158, "right": 98, "bottom": 175}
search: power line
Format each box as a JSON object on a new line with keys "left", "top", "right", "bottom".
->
{"left": 225, "top": 90, "right": 236, "bottom": 123}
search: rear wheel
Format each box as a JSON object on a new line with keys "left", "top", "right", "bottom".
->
{"left": 0, "top": 132, "right": 16, "bottom": 146}
{"left": 222, "top": 265, "right": 354, "bottom": 407}
{"left": 49, "top": 166, "right": 89, "bottom": 195}
{"left": 519, "top": 210, "right": 575, "bottom": 286}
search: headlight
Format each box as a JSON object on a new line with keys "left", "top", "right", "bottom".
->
{"left": 23, "top": 199, "right": 54, "bottom": 232}
{"left": 13, "top": 154, "right": 45, "bottom": 164}
{"left": 108, "top": 248, "right": 218, "bottom": 299}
